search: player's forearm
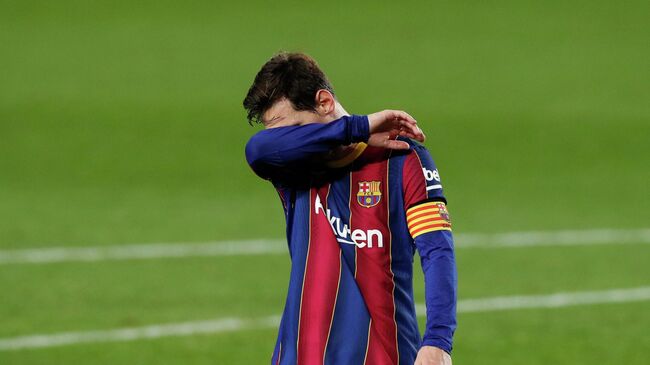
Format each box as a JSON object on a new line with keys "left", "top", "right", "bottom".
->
{"left": 416, "top": 230, "right": 457, "bottom": 354}
{"left": 245, "top": 115, "right": 369, "bottom": 178}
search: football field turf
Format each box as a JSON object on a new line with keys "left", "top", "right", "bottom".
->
{"left": 1, "top": 0, "right": 649, "bottom": 364}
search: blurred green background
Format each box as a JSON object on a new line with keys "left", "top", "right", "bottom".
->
{"left": 1, "top": 0, "right": 649, "bottom": 363}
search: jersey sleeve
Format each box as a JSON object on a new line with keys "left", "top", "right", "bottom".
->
{"left": 402, "top": 144, "right": 457, "bottom": 354}
{"left": 244, "top": 115, "right": 369, "bottom": 182}
{"left": 402, "top": 144, "right": 447, "bottom": 210}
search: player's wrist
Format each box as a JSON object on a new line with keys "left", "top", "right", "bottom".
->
{"left": 421, "top": 337, "right": 452, "bottom": 355}
{"left": 347, "top": 114, "right": 370, "bottom": 143}
{"left": 416, "top": 345, "right": 453, "bottom": 365}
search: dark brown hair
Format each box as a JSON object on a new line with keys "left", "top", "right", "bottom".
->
{"left": 243, "top": 52, "right": 335, "bottom": 125}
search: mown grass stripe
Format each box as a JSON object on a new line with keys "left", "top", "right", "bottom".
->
{"left": 1, "top": 228, "right": 649, "bottom": 265}
{"left": 1, "top": 286, "right": 649, "bottom": 351}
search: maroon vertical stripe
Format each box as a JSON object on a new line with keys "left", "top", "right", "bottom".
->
{"left": 350, "top": 150, "right": 398, "bottom": 364}
{"left": 402, "top": 150, "right": 428, "bottom": 210}
{"left": 297, "top": 185, "right": 342, "bottom": 364}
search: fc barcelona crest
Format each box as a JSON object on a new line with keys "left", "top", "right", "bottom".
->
{"left": 357, "top": 181, "right": 382, "bottom": 208}
{"left": 437, "top": 202, "right": 451, "bottom": 223}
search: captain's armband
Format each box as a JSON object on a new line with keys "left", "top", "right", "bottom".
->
{"left": 406, "top": 201, "right": 452, "bottom": 238}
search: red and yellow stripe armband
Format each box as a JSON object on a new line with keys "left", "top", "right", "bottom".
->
{"left": 406, "top": 201, "right": 452, "bottom": 238}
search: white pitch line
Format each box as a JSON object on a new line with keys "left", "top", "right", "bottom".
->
{"left": 416, "top": 286, "right": 650, "bottom": 314}
{"left": 1, "top": 286, "right": 649, "bottom": 351}
{"left": 0, "top": 315, "right": 281, "bottom": 351}
{"left": 0, "top": 240, "right": 287, "bottom": 265}
{"left": 458, "top": 228, "right": 650, "bottom": 248}
{"left": 1, "top": 228, "right": 649, "bottom": 265}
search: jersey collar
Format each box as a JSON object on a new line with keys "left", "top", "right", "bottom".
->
{"left": 326, "top": 142, "right": 368, "bottom": 168}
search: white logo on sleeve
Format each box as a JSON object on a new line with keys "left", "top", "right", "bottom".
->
{"left": 422, "top": 168, "right": 442, "bottom": 191}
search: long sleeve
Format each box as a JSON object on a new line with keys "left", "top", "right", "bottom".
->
{"left": 413, "top": 230, "right": 457, "bottom": 353}
{"left": 402, "top": 142, "right": 457, "bottom": 354}
{"left": 244, "top": 115, "right": 370, "bottom": 181}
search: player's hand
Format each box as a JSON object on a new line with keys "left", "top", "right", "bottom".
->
{"left": 367, "top": 110, "right": 425, "bottom": 150}
{"left": 414, "top": 346, "right": 452, "bottom": 365}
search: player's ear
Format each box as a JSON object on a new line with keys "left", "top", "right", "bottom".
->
{"left": 315, "top": 89, "right": 336, "bottom": 116}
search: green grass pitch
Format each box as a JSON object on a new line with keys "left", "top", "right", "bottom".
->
{"left": 1, "top": 0, "right": 649, "bottom": 363}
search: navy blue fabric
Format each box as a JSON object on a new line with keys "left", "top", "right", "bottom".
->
{"left": 416, "top": 230, "right": 457, "bottom": 353}
{"left": 245, "top": 115, "right": 370, "bottom": 183}
{"left": 246, "top": 116, "right": 457, "bottom": 362}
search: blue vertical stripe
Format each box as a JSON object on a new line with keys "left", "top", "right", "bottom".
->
{"left": 276, "top": 189, "right": 311, "bottom": 365}
{"left": 323, "top": 255, "right": 371, "bottom": 364}
{"left": 322, "top": 172, "right": 371, "bottom": 364}
{"left": 326, "top": 172, "right": 356, "bottom": 272}
{"left": 388, "top": 152, "right": 421, "bottom": 364}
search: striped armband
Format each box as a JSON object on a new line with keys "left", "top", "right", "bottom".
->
{"left": 406, "top": 201, "right": 452, "bottom": 238}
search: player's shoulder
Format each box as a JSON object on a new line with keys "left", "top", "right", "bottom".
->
{"left": 395, "top": 136, "right": 435, "bottom": 158}
{"left": 394, "top": 137, "right": 442, "bottom": 176}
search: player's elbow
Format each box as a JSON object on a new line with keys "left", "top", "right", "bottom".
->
{"left": 245, "top": 134, "right": 279, "bottom": 167}
{"left": 416, "top": 231, "right": 456, "bottom": 265}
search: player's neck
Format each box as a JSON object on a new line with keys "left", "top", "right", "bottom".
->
{"left": 325, "top": 103, "right": 366, "bottom": 167}
{"left": 320, "top": 102, "right": 349, "bottom": 123}
{"left": 333, "top": 103, "right": 349, "bottom": 120}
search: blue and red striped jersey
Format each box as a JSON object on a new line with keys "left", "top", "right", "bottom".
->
{"left": 245, "top": 115, "right": 457, "bottom": 365}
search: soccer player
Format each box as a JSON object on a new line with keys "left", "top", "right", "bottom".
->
{"left": 243, "top": 53, "right": 456, "bottom": 365}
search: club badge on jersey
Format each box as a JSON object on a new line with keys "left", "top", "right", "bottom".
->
{"left": 437, "top": 202, "right": 451, "bottom": 223}
{"left": 357, "top": 181, "right": 382, "bottom": 208}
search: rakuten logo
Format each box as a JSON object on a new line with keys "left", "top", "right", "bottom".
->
{"left": 314, "top": 195, "right": 384, "bottom": 248}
